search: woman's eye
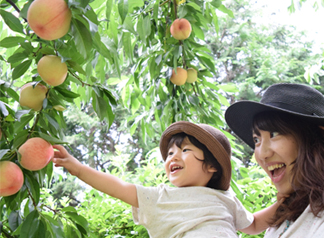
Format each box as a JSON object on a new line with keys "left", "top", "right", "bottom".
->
{"left": 270, "top": 132, "right": 279, "bottom": 138}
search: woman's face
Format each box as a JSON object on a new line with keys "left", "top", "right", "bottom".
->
{"left": 253, "top": 129, "right": 298, "bottom": 195}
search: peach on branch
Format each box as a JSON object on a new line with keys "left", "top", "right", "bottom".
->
{"left": 0, "top": 161, "right": 24, "bottom": 197}
{"left": 186, "top": 68, "right": 197, "bottom": 83}
{"left": 170, "top": 68, "right": 187, "bottom": 86}
{"left": 27, "top": 0, "right": 72, "bottom": 41}
{"left": 18, "top": 137, "right": 54, "bottom": 171}
{"left": 38, "top": 55, "right": 68, "bottom": 86}
{"left": 170, "top": 18, "right": 192, "bottom": 40}
{"left": 19, "top": 83, "right": 48, "bottom": 111}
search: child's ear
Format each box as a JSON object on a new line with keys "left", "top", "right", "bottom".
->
{"left": 207, "top": 165, "right": 217, "bottom": 173}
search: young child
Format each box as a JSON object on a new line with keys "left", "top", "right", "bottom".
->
{"left": 52, "top": 121, "right": 279, "bottom": 237}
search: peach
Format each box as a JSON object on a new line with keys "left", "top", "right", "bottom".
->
{"left": 186, "top": 68, "right": 197, "bottom": 83}
{"left": 0, "top": 161, "right": 24, "bottom": 197}
{"left": 27, "top": 0, "right": 72, "bottom": 41}
{"left": 170, "top": 18, "right": 192, "bottom": 40}
{"left": 38, "top": 55, "right": 68, "bottom": 86}
{"left": 170, "top": 68, "right": 187, "bottom": 86}
{"left": 18, "top": 137, "right": 54, "bottom": 171}
{"left": 19, "top": 83, "right": 48, "bottom": 111}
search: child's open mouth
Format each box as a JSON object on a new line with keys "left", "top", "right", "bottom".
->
{"left": 171, "top": 165, "right": 183, "bottom": 173}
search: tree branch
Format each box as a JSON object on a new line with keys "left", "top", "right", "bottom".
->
{"left": 6, "top": 0, "right": 20, "bottom": 13}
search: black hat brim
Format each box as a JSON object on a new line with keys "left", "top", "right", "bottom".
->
{"left": 225, "top": 100, "right": 324, "bottom": 149}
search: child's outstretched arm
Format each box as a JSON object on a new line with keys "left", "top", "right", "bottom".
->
{"left": 52, "top": 145, "right": 138, "bottom": 207}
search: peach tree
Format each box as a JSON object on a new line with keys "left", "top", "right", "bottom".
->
{"left": 0, "top": 0, "right": 237, "bottom": 237}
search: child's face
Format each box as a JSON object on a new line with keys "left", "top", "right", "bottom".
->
{"left": 164, "top": 137, "right": 216, "bottom": 187}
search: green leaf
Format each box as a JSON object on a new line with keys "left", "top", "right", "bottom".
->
{"left": 65, "top": 212, "right": 89, "bottom": 234}
{"left": 137, "top": 15, "right": 145, "bottom": 43}
{"left": 192, "top": 24, "right": 205, "bottom": 40}
{"left": 66, "top": 60, "right": 86, "bottom": 75}
{"left": 9, "top": 211, "right": 21, "bottom": 231}
{"left": 13, "top": 113, "right": 34, "bottom": 133}
{"left": 54, "top": 87, "right": 80, "bottom": 99}
{"left": 106, "top": 0, "right": 113, "bottom": 25}
{"left": 71, "top": 19, "right": 92, "bottom": 59}
{"left": 12, "top": 60, "right": 32, "bottom": 80}
{"left": 218, "top": 4, "right": 234, "bottom": 18}
{"left": 118, "top": 0, "right": 129, "bottom": 23}
{"left": 0, "top": 10, "right": 24, "bottom": 34}
{"left": 210, "top": 0, "right": 222, "bottom": 8}
{"left": 20, "top": 210, "right": 39, "bottom": 238}
{"left": 24, "top": 172, "right": 40, "bottom": 205}
{"left": 0, "top": 36, "right": 25, "bottom": 48}
{"left": 0, "top": 101, "right": 8, "bottom": 116}
{"left": 0, "top": 149, "right": 10, "bottom": 160}
{"left": 7, "top": 52, "right": 28, "bottom": 64}
{"left": 38, "top": 132, "right": 67, "bottom": 144}
{"left": 93, "top": 33, "right": 113, "bottom": 62}
{"left": 44, "top": 113, "right": 60, "bottom": 131}
{"left": 128, "top": 0, "right": 144, "bottom": 11}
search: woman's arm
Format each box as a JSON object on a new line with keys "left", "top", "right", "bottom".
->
{"left": 240, "top": 193, "right": 288, "bottom": 235}
{"left": 52, "top": 145, "right": 138, "bottom": 207}
{"left": 239, "top": 202, "right": 280, "bottom": 234}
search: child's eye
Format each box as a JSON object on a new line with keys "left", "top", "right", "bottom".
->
{"left": 168, "top": 151, "right": 174, "bottom": 156}
{"left": 183, "top": 148, "right": 190, "bottom": 152}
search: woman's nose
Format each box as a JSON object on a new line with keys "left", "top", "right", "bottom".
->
{"left": 256, "top": 139, "right": 273, "bottom": 161}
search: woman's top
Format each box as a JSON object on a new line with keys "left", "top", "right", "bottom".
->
{"left": 132, "top": 184, "right": 253, "bottom": 238}
{"left": 264, "top": 205, "right": 324, "bottom": 238}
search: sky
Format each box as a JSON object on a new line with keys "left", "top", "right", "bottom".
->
{"left": 255, "top": 0, "right": 324, "bottom": 53}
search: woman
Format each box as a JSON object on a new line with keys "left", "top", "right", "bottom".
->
{"left": 225, "top": 83, "right": 324, "bottom": 237}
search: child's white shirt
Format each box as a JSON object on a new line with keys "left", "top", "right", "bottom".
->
{"left": 264, "top": 205, "right": 324, "bottom": 238}
{"left": 132, "top": 184, "right": 253, "bottom": 238}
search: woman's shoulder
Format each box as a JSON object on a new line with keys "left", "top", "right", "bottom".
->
{"left": 265, "top": 205, "right": 324, "bottom": 238}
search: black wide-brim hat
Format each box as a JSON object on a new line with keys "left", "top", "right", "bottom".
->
{"left": 160, "top": 121, "right": 232, "bottom": 191}
{"left": 225, "top": 83, "right": 324, "bottom": 149}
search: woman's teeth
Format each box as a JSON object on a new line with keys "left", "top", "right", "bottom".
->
{"left": 268, "top": 163, "right": 285, "bottom": 171}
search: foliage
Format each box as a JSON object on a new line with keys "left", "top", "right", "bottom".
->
{"left": 1, "top": 0, "right": 323, "bottom": 237}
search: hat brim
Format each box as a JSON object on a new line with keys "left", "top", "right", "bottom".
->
{"left": 225, "top": 100, "right": 324, "bottom": 149}
{"left": 160, "top": 121, "right": 231, "bottom": 191}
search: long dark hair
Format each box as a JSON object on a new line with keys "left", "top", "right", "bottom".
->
{"left": 166, "top": 132, "right": 223, "bottom": 190}
{"left": 253, "top": 111, "right": 324, "bottom": 227}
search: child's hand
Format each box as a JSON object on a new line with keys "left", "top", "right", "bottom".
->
{"left": 52, "top": 145, "right": 83, "bottom": 177}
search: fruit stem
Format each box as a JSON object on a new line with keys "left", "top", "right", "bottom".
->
{"left": 68, "top": 70, "right": 92, "bottom": 87}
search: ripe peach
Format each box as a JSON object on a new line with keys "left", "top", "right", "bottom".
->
{"left": 186, "top": 68, "right": 197, "bottom": 83}
{"left": 19, "top": 83, "right": 48, "bottom": 111}
{"left": 38, "top": 55, "right": 68, "bottom": 86}
{"left": 18, "top": 137, "right": 54, "bottom": 171}
{"left": 170, "top": 19, "right": 192, "bottom": 40}
{"left": 27, "top": 0, "right": 72, "bottom": 41}
{"left": 170, "top": 68, "right": 187, "bottom": 86}
{"left": 0, "top": 161, "right": 24, "bottom": 197}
